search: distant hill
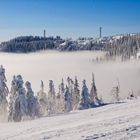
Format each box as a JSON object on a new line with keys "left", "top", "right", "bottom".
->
{"left": 0, "top": 36, "right": 64, "bottom": 53}
{"left": 0, "top": 35, "right": 105, "bottom": 53}
{"left": 0, "top": 33, "right": 140, "bottom": 60}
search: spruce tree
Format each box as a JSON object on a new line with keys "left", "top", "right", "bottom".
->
{"left": 11, "top": 75, "right": 28, "bottom": 122}
{"left": 64, "top": 86, "right": 73, "bottom": 112}
{"left": 79, "top": 80, "right": 91, "bottom": 110}
{"left": 25, "top": 81, "right": 40, "bottom": 119}
{"left": 90, "top": 73, "right": 101, "bottom": 107}
{"left": 0, "top": 65, "right": 9, "bottom": 119}
{"left": 60, "top": 78, "right": 65, "bottom": 95}
{"left": 47, "top": 80, "right": 56, "bottom": 115}
{"left": 37, "top": 80, "right": 47, "bottom": 116}
{"left": 67, "top": 77, "right": 74, "bottom": 109}
{"left": 56, "top": 79, "right": 65, "bottom": 113}
{"left": 72, "top": 76, "right": 80, "bottom": 110}
{"left": 111, "top": 80, "right": 120, "bottom": 103}
{"left": 8, "top": 75, "right": 17, "bottom": 121}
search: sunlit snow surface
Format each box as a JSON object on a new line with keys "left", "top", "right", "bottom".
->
{"left": 0, "top": 51, "right": 140, "bottom": 101}
{"left": 0, "top": 99, "right": 140, "bottom": 140}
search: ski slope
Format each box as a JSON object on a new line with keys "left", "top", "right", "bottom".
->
{"left": 0, "top": 99, "right": 140, "bottom": 140}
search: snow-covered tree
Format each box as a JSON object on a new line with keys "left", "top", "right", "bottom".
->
{"left": 90, "top": 73, "right": 101, "bottom": 107}
{"left": 64, "top": 86, "right": 73, "bottom": 112}
{"left": 47, "top": 80, "right": 56, "bottom": 115}
{"left": 111, "top": 80, "right": 120, "bottom": 103}
{"left": 8, "top": 75, "right": 17, "bottom": 121}
{"left": 59, "top": 78, "right": 65, "bottom": 95}
{"left": 37, "top": 80, "right": 48, "bottom": 116}
{"left": 111, "top": 86, "right": 120, "bottom": 102}
{"left": 56, "top": 79, "right": 65, "bottom": 113}
{"left": 0, "top": 65, "right": 9, "bottom": 119}
{"left": 11, "top": 75, "right": 28, "bottom": 122}
{"left": 67, "top": 77, "right": 74, "bottom": 108}
{"left": 79, "top": 80, "right": 91, "bottom": 110}
{"left": 25, "top": 81, "right": 40, "bottom": 119}
{"left": 72, "top": 76, "right": 80, "bottom": 110}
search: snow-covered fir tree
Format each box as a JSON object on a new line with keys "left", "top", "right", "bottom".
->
{"left": 67, "top": 77, "right": 74, "bottom": 108}
{"left": 56, "top": 79, "right": 65, "bottom": 113}
{"left": 0, "top": 65, "right": 9, "bottom": 116}
{"left": 64, "top": 86, "right": 73, "bottom": 112}
{"left": 37, "top": 80, "right": 48, "bottom": 116}
{"left": 47, "top": 80, "right": 56, "bottom": 115}
{"left": 111, "top": 80, "right": 120, "bottom": 103}
{"left": 59, "top": 78, "right": 65, "bottom": 95}
{"left": 72, "top": 76, "right": 80, "bottom": 110}
{"left": 8, "top": 75, "right": 17, "bottom": 121}
{"left": 10, "top": 75, "right": 28, "bottom": 122}
{"left": 111, "top": 86, "right": 120, "bottom": 102}
{"left": 78, "top": 80, "right": 91, "bottom": 110}
{"left": 25, "top": 81, "right": 40, "bottom": 119}
{"left": 90, "top": 73, "right": 101, "bottom": 107}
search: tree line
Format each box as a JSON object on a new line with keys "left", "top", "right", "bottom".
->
{"left": 105, "top": 33, "right": 140, "bottom": 60}
{"left": 0, "top": 65, "right": 104, "bottom": 122}
{"left": 0, "top": 35, "right": 105, "bottom": 53}
{"left": 0, "top": 33, "right": 140, "bottom": 60}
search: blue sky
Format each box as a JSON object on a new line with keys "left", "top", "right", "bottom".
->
{"left": 0, "top": 0, "right": 140, "bottom": 42}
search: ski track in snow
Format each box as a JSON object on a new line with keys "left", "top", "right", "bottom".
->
{"left": 1, "top": 99, "right": 140, "bottom": 140}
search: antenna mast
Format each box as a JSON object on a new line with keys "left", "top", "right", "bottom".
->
{"left": 99, "top": 27, "right": 102, "bottom": 38}
{"left": 44, "top": 29, "right": 46, "bottom": 38}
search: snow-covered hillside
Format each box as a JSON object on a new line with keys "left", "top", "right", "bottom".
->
{"left": 0, "top": 99, "right": 140, "bottom": 140}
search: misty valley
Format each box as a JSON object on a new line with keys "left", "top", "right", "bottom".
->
{"left": 0, "top": 50, "right": 140, "bottom": 104}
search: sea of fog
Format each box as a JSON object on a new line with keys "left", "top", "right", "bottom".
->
{"left": 0, "top": 50, "right": 140, "bottom": 101}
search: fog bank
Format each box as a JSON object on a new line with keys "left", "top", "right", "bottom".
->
{"left": 0, "top": 51, "right": 140, "bottom": 101}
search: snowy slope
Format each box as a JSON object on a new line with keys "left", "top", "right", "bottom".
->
{"left": 1, "top": 99, "right": 140, "bottom": 140}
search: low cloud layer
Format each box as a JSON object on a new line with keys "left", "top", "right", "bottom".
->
{"left": 0, "top": 51, "right": 140, "bottom": 102}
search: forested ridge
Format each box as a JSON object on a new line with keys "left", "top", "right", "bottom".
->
{"left": 0, "top": 33, "right": 140, "bottom": 60}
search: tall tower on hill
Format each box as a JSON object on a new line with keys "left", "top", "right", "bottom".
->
{"left": 99, "top": 27, "right": 102, "bottom": 38}
{"left": 44, "top": 30, "right": 46, "bottom": 38}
